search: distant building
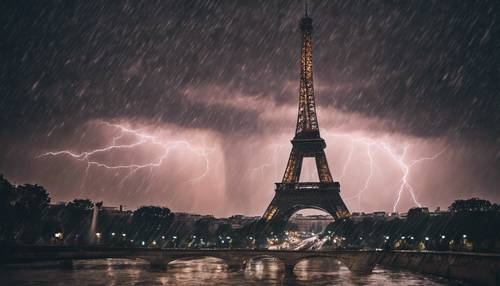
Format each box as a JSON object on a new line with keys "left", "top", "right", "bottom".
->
{"left": 226, "top": 215, "right": 259, "bottom": 228}
{"left": 174, "top": 213, "right": 214, "bottom": 223}
{"left": 372, "top": 211, "right": 387, "bottom": 218}
{"left": 430, "top": 206, "right": 449, "bottom": 216}
{"left": 289, "top": 214, "right": 334, "bottom": 232}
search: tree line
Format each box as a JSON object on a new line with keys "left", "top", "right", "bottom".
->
{"left": 319, "top": 200, "right": 500, "bottom": 252}
{"left": 1, "top": 174, "right": 499, "bottom": 252}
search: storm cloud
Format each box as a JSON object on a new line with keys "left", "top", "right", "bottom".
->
{"left": 0, "top": 1, "right": 498, "bottom": 216}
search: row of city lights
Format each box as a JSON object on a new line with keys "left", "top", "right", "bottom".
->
{"left": 54, "top": 232, "right": 179, "bottom": 246}
{"left": 285, "top": 231, "right": 468, "bottom": 241}
{"left": 53, "top": 231, "right": 469, "bottom": 244}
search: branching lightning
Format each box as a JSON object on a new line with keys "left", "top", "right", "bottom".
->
{"left": 37, "top": 121, "right": 212, "bottom": 187}
{"left": 380, "top": 143, "right": 447, "bottom": 212}
{"left": 325, "top": 133, "right": 447, "bottom": 212}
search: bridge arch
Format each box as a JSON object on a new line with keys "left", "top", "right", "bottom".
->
{"left": 246, "top": 255, "right": 285, "bottom": 266}
{"left": 292, "top": 255, "right": 345, "bottom": 272}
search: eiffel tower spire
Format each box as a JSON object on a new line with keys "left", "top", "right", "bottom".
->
{"left": 282, "top": 11, "right": 331, "bottom": 184}
{"left": 296, "top": 3, "right": 319, "bottom": 138}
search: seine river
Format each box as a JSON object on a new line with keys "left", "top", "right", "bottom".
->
{"left": 1, "top": 257, "right": 469, "bottom": 286}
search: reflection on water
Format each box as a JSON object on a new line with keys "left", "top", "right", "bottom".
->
{"left": 0, "top": 257, "right": 469, "bottom": 286}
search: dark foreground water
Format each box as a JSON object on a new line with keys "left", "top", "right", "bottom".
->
{"left": 0, "top": 257, "right": 469, "bottom": 286}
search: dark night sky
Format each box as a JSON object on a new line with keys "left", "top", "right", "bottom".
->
{"left": 0, "top": 1, "right": 499, "bottom": 216}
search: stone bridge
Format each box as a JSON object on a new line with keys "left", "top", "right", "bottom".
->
{"left": 1, "top": 246, "right": 499, "bottom": 285}
{"left": 0, "top": 246, "right": 380, "bottom": 274}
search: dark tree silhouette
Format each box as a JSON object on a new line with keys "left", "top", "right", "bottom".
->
{"left": 0, "top": 175, "right": 16, "bottom": 242}
{"left": 449, "top": 198, "right": 493, "bottom": 212}
{"left": 130, "top": 206, "right": 174, "bottom": 246}
{"left": 13, "top": 184, "right": 50, "bottom": 243}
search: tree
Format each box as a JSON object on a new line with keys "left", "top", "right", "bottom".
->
{"left": 191, "top": 217, "right": 216, "bottom": 247}
{"left": 13, "top": 184, "right": 51, "bottom": 243}
{"left": 66, "top": 199, "right": 94, "bottom": 211}
{"left": 449, "top": 198, "right": 492, "bottom": 213}
{"left": 131, "top": 206, "right": 174, "bottom": 246}
{"left": 0, "top": 175, "right": 16, "bottom": 242}
{"left": 62, "top": 199, "right": 94, "bottom": 244}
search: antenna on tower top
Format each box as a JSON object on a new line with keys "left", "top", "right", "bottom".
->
{"left": 305, "top": 1, "right": 309, "bottom": 17}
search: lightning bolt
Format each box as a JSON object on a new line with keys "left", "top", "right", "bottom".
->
{"left": 343, "top": 141, "right": 375, "bottom": 210}
{"left": 380, "top": 143, "right": 447, "bottom": 212}
{"left": 37, "top": 121, "right": 213, "bottom": 188}
{"left": 340, "top": 140, "right": 354, "bottom": 179}
{"left": 324, "top": 133, "right": 446, "bottom": 212}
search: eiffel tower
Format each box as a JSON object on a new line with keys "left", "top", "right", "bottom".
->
{"left": 260, "top": 9, "right": 350, "bottom": 233}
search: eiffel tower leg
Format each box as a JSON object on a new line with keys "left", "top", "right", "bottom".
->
{"left": 315, "top": 150, "right": 333, "bottom": 183}
{"left": 282, "top": 147, "right": 304, "bottom": 183}
{"left": 319, "top": 196, "right": 350, "bottom": 219}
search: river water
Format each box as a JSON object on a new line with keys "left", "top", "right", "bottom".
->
{"left": 0, "top": 257, "right": 469, "bottom": 286}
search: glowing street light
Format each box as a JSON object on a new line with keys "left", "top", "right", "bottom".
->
{"left": 441, "top": 235, "right": 446, "bottom": 239}
{"left": 425, "top": 237, "right": 429, "bottom": 241}
{"left": 54, "top": 232, "right": 63, "bottom": 239}
{"left": 111, "top": 232, "right": 115, "bottom": 237}
{"left": 122, "top": 233, "right": 126, "bottom": 237}
{"left": 95, "top": 232, "right": 101, "bottom": 238}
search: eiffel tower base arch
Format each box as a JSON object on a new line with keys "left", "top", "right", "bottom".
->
{"left": 260, "top": 185, "right": 350, "bottom": 236}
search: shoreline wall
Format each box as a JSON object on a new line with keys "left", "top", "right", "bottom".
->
{"left": 379, "top": 251, "right": 500, "bottom": 286}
